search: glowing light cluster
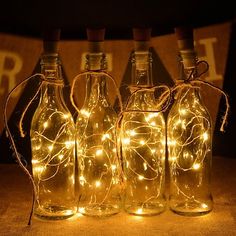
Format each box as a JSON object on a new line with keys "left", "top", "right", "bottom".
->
{"left": 121, "top": 104, "right": 166, "bottom": 216}
{"left": 167, "top": 87, "right": 212, "bottom": 214}
{"left": 76, "top": 76, "right": 122, "bottom": 217}
{"left": 31, "top": 84, "right": 76, "bottom": 219}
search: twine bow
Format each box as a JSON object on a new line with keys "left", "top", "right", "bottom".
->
{"left": 172, "top": 60, "right": 229, "bottom": 132}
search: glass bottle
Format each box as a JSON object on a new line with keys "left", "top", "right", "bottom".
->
{"left": 76, "top": 28, "right": 122, "bottom": 217}
{"left": 30, "top": 30, "right": 76, "bottom": 220}
{"left": 120, "top": 28, "right": 166, "bottom": 216}
{"left": 167, "top": 26, "right": 213, "bottom": 215}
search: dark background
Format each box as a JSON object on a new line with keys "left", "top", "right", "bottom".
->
{"left": 0, "top": 0, "right": 236, "bottom": 162}
{"left": 0, "top": 1, "right": 235, "bottom": 40}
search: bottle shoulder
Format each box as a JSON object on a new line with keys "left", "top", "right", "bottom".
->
{"left": 126, "top": 90, "right": 158, "bottom": 110}
{"left": 31, "top": 103, "right": 75, "bottom": 130}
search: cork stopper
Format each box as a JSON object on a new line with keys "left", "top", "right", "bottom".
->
{"left": 42, "top": 28, "right": 61, "bottom": 54}
{"left": 175, "top": 26, "right": 196, "bottom": 68}
{"left": 87, "top": 28, "right": 105, "bottom": 41}
{"left": 86, "top": 28, "right": 105, "bottom": 53}
{"left": 175, "top": 26, "right": 194, "bottom": 51}
{"left": 133, "top": 28, "right": 151, "bottom": 41}
{"left": 133, "top": 28, "right": 151, "bottom": 51}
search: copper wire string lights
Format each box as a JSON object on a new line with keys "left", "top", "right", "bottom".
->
{"left": 3, "top": 26, "right": 230, "bottom": 224}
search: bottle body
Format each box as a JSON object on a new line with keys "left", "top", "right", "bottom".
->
{"left": 167, "top": 86, "right": 213, "bottom": 215}
{"left": 30, "top": 55, "right": 76, "bottom": 219}
{"left": 76, "top": 53, "right": 122, "bottom": 217}
{"left": 121, "top": 50, "right": 166, "bottom": 216}
{"left": 121, "top": 91, "right": 166, "bottom": 215}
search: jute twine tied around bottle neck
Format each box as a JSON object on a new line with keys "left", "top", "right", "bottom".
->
{"left": 172, "top": 60, "right": 229, "bottom": 132}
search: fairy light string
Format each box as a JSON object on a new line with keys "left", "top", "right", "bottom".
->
{"left": 168, "top": 59, "right": 229, "bottom": 209}
{"left": 70, "top": 70, "right": 124, "bottom": 214}
{"left": 119, "top": 83, "right": 171, "bottom": 215}
{"left": 3, "top": 57, "right": 229, "bottom": 221}
{"left": 4, "top": 72, "right": 75, "bottom": 225}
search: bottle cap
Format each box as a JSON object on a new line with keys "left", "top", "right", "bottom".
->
{"left": 86, "top": 28, "right": 105, "bottom": 52}
{"left": 42, "top": 28, "right": 61, "bottom": 53}
{"left": 86, "top": 28, "right": 105, "bottom": 42}
{"left": 133, "top": 28, "right": 152, "bottom": 41}
{"left": 174, "top": 26, "right": 194, "bottom": 51}
{"left": 133, "top": 28, "right": 151, "bottom": 51}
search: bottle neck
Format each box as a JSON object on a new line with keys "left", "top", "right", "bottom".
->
{"left": 88, "top": 76, "right": 108, "bottom": 105}
{"left": 85, "top": 52, "right": 107, "bottom": 71}
{"left": 178, "top": 52, "right": 198, "bottom": 81}
{"left": 177, "top": 57, "right": 201, "bottom": 102}
{"left": 40, "top": 53, "right": 65, "bottom": 106}
{"left": 40, "top": 53, "right": 63, "bottom": 82}
{"left": 131, "top": 51, "right": 153, "bottom": 87}
{"left": 84, "top": 53, "right": 109, "bottom": 107}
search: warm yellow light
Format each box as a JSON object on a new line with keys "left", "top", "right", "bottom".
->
{"left": 43, "top": 122, "right": 48, "bottom": 128}
{"left": 177, "top": 119, "right": 181, "bottom": 125}
{"left": 65, "top": 210, "right": 74, "bottom": 215}
{"left": 48, "top": 145, "right": 53, "bottom": 152}
{"left": 63, "top": 114, "right": 70, "bottom": 119}
{"left": 201, "top": 203, "right": 208, "bottom": 209}
{"left": 183, "top": 152, "right": 189, "bottom": 158}
{"left": 202, "top": 132, "right": 208, "bottom": 141}
{"left": 32, "top": 159, "right": 39, "bottom": 164}
{"left": 162, "top": 139, "right": 166, "bottom": 145}
{"left": 145, "top": 113, "right": 158, "bottom": 122}
{"left": 78, "top": 207, "right": 85, "bottom": 214}
{"left": 145, "top": 116, "right": 151, "bottom": 122}
{"left": 96, "top": 149, "right": 103, "bottom": 156}
{"left": 95, "top": 181, "right": 101, "bottom": 188}
{"left": 65, "top": 141, "right": 74, "bottom": 149}
{"left": 139, "top": 140, "right": 145, "bottom": 145}
{"left": 58, "top": 154, "right": 64, "bottom": 160}
{"left": 123, "top": 138, "right": 130, "bottom": 145}
{"left": 111, "top": 165, "right": 116, "bottom": 171}
{"left": 150, "top": 121, "right": 156, "bottom": 126}
{"left": 102, "top": 133, "right": 110, "bottom": 141}
{"left": 180, "top": 109, "right": 187, "bottom": 115}
{"left": 136, "top": 208, "right": 143, "bottom": 214}
{"left": 79, "top": 175, "right": 86, "bottom": 186}
{"left": 168, "top": 140, "right": 176, "bottom": 146}
{"left": 193, "top": 163, "right": 201, "bottom": 170}
{"left": 143, "top": 163, "right": 147, "bottom": 171}
{"left": 130, "top": 130, "right": 136, "bottom": 136}
{"left": 169, "top": 156, "right": 177, "bottom": 162}
{"left": 81, "top": 109, "right": 90, "bottom": 118}
{"left": 34, "top": 166, "right": 45, "bottom": 173}
{"left": 151, "top": 149, "right": 156, "bottom": 154}
{"left": 138, "top": 175, "right": 144, "bottom": 180}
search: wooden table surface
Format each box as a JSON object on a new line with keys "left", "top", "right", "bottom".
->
{"left": 0, "top": 156, "right": 236, "bottom": 236}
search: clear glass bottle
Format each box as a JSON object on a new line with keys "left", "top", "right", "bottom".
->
{"left": 76, "top": 29, "right": 122, "bottom": 217}
{"left": 120, "top": 29, "right": 166, "bottom": 216}
{"left": 30, "top": 32, "right": 76, "bottom": 220}
{"left": 167, "top": 27, "right": 213, "bottom": 215}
